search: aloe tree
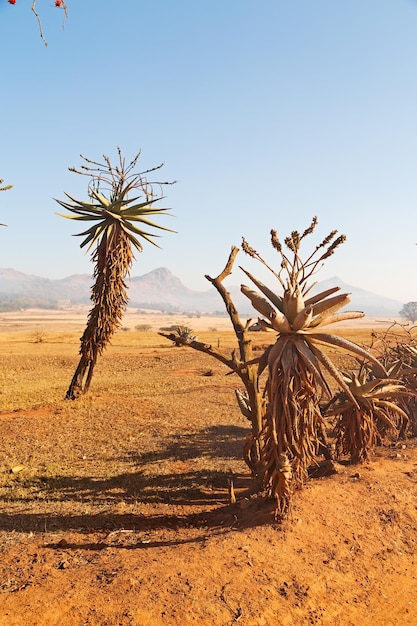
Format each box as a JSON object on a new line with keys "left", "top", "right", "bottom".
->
{"left": 240, "top": 218, "right": 387, "bottom": 518}
{"left": 56, "top": 149, "right": 175, "bottom": 399}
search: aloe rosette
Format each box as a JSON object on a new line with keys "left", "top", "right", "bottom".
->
{"left": 325, "top": 366, "right": 416, "bottom": 461}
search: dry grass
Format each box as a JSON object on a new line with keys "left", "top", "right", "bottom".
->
{"left": 0, "top": 321, "right": 378, "bottom": 530}
{"left": 0, "top": 326, "right": 255, "bottom": 538}
{"left": 0, "top": 320, "right": 388, "bottom": 528}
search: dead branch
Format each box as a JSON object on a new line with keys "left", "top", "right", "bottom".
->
{"left": 205, "top": 246, "right": 247, "bottom": 345}
{"left": 160, "top": 246, "right": 270, "bottom": 476}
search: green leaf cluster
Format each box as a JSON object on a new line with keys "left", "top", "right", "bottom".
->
{"left": 55, "top": 180, "right": 175, "bottom": 252}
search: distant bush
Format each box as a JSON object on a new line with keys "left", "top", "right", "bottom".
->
{"left": 135, "top": 324, "right": 152, "bottom": 332}
{"left": 159, "top": 325, "right": 197, "bottom": 345}
{"left": 31, "top": 330, "right": 47, "bottom": 344}
{"left": 170, "top": 326, "right": 197, "bottom": 346}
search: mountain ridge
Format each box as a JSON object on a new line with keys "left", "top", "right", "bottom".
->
{"left": 0, "top": 267, "right": 404, "bottom": 316}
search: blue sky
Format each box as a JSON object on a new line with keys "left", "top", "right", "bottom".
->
{"left": 0, "top": 0, "right": 416, "bottom": 303}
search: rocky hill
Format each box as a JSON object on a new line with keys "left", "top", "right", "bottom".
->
{"left": 0, "top": 266, "right": 404, "bottom": 316}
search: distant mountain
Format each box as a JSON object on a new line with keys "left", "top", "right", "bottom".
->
{"left": 0, "top": 268, "right": 92, "bottom": 310}
{"left": 0, "top": 267, "right": 404, "bottom": 316}
{"left": 310, "top": 276, "right": 403, "bottom": 317}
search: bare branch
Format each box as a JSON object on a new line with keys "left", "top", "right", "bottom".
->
{"left": 31, "top": 0, "right": 69, "bottom": 47}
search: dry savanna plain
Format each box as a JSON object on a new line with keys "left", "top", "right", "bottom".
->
{"left": 1, "top": 308, "right": 417, "bottom": 625}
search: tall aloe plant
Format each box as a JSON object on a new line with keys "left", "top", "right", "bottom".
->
{"left": 56, "top": 149, "right": 175, "bottom": 399}
{"left": 240, "top": 218, "right": 386, "bottom": 518}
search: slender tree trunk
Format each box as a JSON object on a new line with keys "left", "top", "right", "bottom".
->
{"left": 66, "top": 229, "right": 133, "bottom": 399}
{"left": 204, "top": 247, "right": 267, "bottom": 472}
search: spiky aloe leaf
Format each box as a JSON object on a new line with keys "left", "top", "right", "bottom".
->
{"left": 304, "top": 286, "right": 341, "bottom": 307}
{"left": 283, "top": 287, "right": 305, "bottom": 322}
{"left": 310, "top": 293, "right": 352, "bottom": 321}
{"left": 309, "top": 311, "right": 364, "bottom": 328}
{"left": 359, "top": 382, "right": 409, "bottom": 397}
{"left": 351, "top": 378, "right": 402, "bottom": 396}
{"left": 239, "top": 267, "right": 284, "bottom": 312}
{"left": 241, "top": 285, "right": 278, "bottom": 319}
{"left": 374, "top": 400, "right": 410, "bottom": 423}
{"left": 307, "top": 340, "right": 360, "bottom": 406}
{"left": 291, "top": 305, "right": 314, "bottom": 330}
{"left": 308, "top": 333, "right": 387, "bottom": 377}
{"left": 90, "top": 189, "right": 111, "bottom": 206}
{"left": 292, "top": 337, "right": 333, "bottom": 398}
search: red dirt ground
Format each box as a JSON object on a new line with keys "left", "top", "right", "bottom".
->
{"left": 1, "top": 405, "right": 416, "bottom": 625}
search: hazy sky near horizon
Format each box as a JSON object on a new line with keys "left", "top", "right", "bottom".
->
{"left": 1, "top": 0, "right": 416, "bottom": 303}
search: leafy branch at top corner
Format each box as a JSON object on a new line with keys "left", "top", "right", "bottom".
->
{"left": 29, "top": 1, "right": 69, "bottom": 47}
